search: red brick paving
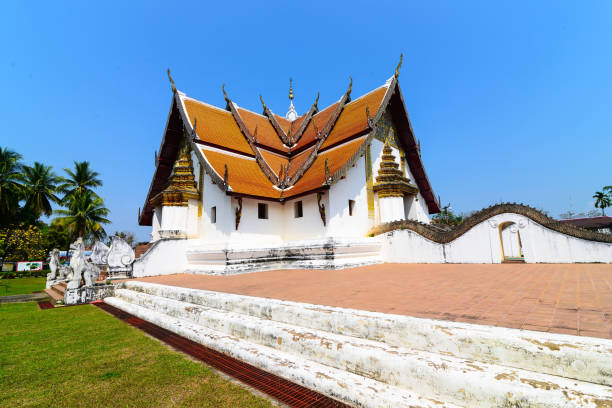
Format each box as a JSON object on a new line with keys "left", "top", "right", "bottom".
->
{"left": 134, "top": 264, "right": 612, "bottom": 339}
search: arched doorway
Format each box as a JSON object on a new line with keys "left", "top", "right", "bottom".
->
{"left": 499, "top": 222, "right": 524, "bottom": 263}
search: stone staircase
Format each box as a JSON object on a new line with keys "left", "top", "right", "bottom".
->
{"left": 104, "top": 281, "right": 612, "bottom": 408}
{"left": 43, "top": 281, "right": 66, "bottom": 305}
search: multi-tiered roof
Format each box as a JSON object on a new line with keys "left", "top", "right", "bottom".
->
{"left": 139, "top": 65, "right": 439, "bottom": 226}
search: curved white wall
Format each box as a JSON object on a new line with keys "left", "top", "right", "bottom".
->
{"left": 382, "top": 213, "right": 612, "bottom": 264}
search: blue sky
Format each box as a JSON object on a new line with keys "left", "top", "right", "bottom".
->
{"left": 2, "top": 1, "right": 611, "bottom": 241}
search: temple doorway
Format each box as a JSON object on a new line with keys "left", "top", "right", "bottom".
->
{"left": 499, "top": 222, "right": 524, "bottom": 262}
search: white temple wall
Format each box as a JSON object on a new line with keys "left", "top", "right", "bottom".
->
{"left": 282, "top": 194, "right": 326, "bottom": 241}
{"left": 151, "top": 206, "right": 162, "bottom": 241}
{"left": 160, "top": 206, "right": 187, "bottom": 232}
{"left": 382, "top": 213, "right": 612, "bottom": 263}
{"left": 198, "top": 171, "right": 234, "bottom": 243}
{"left": 327, "top": 155, "right": 369, "bottom": 238}
{"left": 234, "top": 198, "right": 284, "bottom": 244}
{"left": 377, "top": 195, "right": 406, "bottom": 224}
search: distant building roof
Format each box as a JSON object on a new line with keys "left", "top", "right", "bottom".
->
{"left": 558, "top": 216, "right": 612, "bottom": 229}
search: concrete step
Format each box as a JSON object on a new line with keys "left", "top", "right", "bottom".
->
{"left": 121, "top": 280, "right": 612, "bottom": 387}
{"left": 104, "top": 296, "right": 450, "bottom": 408}
{"left": 43, "top": 287, "right": 63, "bottom": 305}
{"left": 112, "top": 287, "right": 612, "bottom": 408}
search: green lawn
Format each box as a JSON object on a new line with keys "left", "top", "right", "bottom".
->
{"left": 0, "top": 302, "right": 274, "bottom": 408}
{"left": 0, "top": 277, "right": 47, "bottom": 296}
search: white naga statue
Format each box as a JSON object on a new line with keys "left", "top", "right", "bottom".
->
{"left": 106, "top": 235, "right": 135, "bottom": 278}
{"left": 66, "top": 237, "right": 100, "bottom": 289}
{"left": 48, "top": 248, "right": 61, "bottom": 280}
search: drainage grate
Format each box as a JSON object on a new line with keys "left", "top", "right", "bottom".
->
{"left": 93, "top": 301, "right": 350, "bottom": 408}
{"left": 37, "top": 301, "right": 54, "bottom": 310}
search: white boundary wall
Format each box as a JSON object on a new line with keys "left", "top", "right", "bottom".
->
{"left": 382, "top": 212, "right": 612, "bottom": 263}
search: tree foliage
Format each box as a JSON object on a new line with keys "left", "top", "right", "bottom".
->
{"left": 0, "top": 225, "right": 46, "bottom": 261}
{"left": 0, "top": 146, "right": 111, "bottom": 261}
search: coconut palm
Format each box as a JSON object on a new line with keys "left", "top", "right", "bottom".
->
{"left": 20, "top": 162, "right": 62, "bottom": 219}
{"left": 59, "top": 161, "right": 102, "bottom": 200}
{"left": 54, "top": 191, "right": 110, "bottom": 240}
{"left": 593, "top": 191, "right": 611, "bottom": 216}
{"left": 0, "top": 147, "right": 24, "bottom": 221}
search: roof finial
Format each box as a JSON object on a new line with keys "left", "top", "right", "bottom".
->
{"left": 285, "top": 78, "right": 298, "bottom": 121}
{"left": 167, "top": 68, "right": 176, "bottom": 92}
{"left": 394, "top": 53, "right": 403, "bottom": 78}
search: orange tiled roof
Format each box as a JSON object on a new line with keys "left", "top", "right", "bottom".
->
{"left": 140, "top": 74, "right": 441, "bottom": 227}
{"left": 179, "top": 81, "right": 390, "bottom": 200}
{"left": 183, "top": 99, "right": 253, "bottom": 155}
{"left": 201, "top": 147, "right": 280, "bottom": 198}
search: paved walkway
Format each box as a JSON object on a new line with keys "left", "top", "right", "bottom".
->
{"left": 0, "top": 293, "right": 49, "bottom": 303}
{"left": 135, "top": 264, "right": 612, "bottom": 339}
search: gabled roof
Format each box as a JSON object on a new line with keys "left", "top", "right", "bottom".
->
{"left": 139, "top": 74, "right": 440, "bottom": 226}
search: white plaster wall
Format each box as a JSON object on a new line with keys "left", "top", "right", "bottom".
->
{"left": 378, "top": 195, "right": 405, "bottom": 224}
{"left": 151, "top": 206, "right": 162, "bottom": 241}
{"left": 327, "top": 155, "right": 369, "bottom": 238}
{"left": 282, "top": 194, "right": 326, "bottom": 241}
{"left": 132, "top": 239, "right": 193, "bottom": 277}
{"left": 198, "top": 171, "right": 234, "bottom": 243}
{"left": 382, "top": 212, "right": 612, "bottom": 264}
{"left": 160, "top": 206, "right": 188, "bottom": 231}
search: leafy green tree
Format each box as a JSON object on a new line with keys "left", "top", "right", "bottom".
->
{"left": 0, "top": 147, "right": 24, "bottom": 224}
{"left": 0, "top": 224, "right": 46, "bottom": 261}
{"left": 593, "top": 191, "right": 611, "bottom": 216}
{"left": 40, "top": 220, "right": 72, "bottom": 254}
{"left": 110, "top": 231, "right": 135, "bottom": 247}
{"left": 21, "top": 162, "right": 62, "bottom": 220}
{"left": 431, "top": 204, "right": 464, "bottom": 226}
{"left": 59, "top": 161, "right": 102, "bottom": 200}
{"left": 54, "top": 191, "right": 110, "bottom": 240}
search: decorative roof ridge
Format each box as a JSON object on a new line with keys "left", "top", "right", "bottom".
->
{"left": 285, "top": 77, "right": 353, "bottom": 187}
{"left": 287, "top": 92, "right": 320, "bottom": 145}
{"left": 327, "top": 76, "right": 397, "bottom": 186}
{"left": 260, "top": 95, "right": 292, "bottom": 146}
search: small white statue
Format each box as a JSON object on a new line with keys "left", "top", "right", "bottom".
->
{"left": 83, "top": 263, "right": 100, "bottom": 286}
{"left": 67, "top": 238, "right": 86, "bottom": 290}
{"left": 48, "top": 249, "right": 60, "bottom": 280}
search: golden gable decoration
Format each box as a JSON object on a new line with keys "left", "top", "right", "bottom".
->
{"left": 150, "top": 141, "right": 200, "bottom": 207}
{"left": 373, "top": 140, "right": 418, "bottom": 198}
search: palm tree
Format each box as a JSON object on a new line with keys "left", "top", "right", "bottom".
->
{"left": 593, "top": 191, "right": 611, "bottom": 216}
{"left": 0, "top": 147, "right": 24, "bottom": 222}
{"left": 59, "top": 161, "right": 102, "bottom": 200}
{"left": 54, "top": 191, "right": 110, "bottom": 240}
{"left": 21, "top": 162, "right": 62, "bottom": 219}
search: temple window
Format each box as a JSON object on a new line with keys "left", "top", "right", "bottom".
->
{"left": 348, "top": 200, "right": 356, "bottom": 216}
{"left": 294, "top": 201, "right": 303, "bottom": 218}
{"left": 210, "top": 206, "right": 216, "bottom": 224}
{"left": 258, "top": 203, "right": 268, "bottom": 219}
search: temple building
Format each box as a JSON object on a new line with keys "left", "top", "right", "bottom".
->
{"left": 135, "top": 62, "right": 611, "bottom": 276}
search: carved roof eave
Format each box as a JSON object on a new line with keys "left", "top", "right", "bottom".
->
{"left": 327, "top": 77, "right": 397, "bottom": 186}
{"left": 384, "top": 79, "right": 441, "bottom": 213}
{"left": 287, "top": 96, "right": 319, "bottom": 145}
{"left": 285, "top": 80, "right": 354, "bottom": 186}
{"left": 138, "top": 93, "right": 185, "bottom": 226}
{"left": 174, "top": 91, "right": 231, "bottom": 192}
{"left": 222, "top": 99, "right": 280, "bottom": 186}
{"left": 260, "top": 98, "right": 291, "bottom": 145}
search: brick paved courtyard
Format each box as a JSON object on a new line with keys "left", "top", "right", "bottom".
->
{"left": 135, "top": 264, "right": 612, "bottom": 339}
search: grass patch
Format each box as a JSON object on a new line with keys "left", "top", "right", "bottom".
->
{"left": 0, "top": 277, "right": 47, "bottom": 296}
{"left": 0, "top": 302, "right": 275, "bottom": 407}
